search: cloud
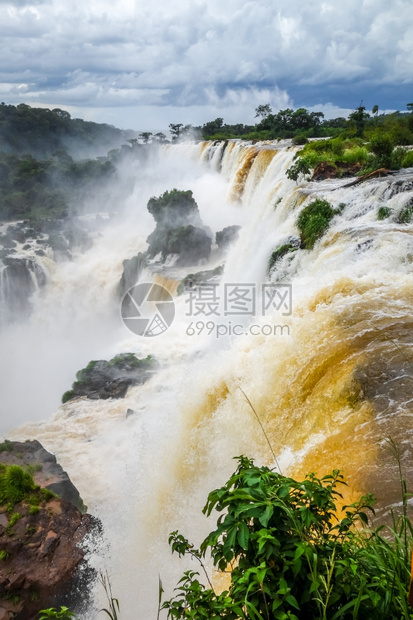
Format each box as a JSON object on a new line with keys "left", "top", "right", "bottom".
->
{"left": 0, "top": 0, "right": 412, "bottom": 129}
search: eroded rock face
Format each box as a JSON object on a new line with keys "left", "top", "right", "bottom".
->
{"left": 311, "top": 161, "right": 361, "bottom": 181}
{"left": 0, "top": 257, "right": 47, "bottom": 323}
{"left": 0, "top": 498, "right": 97, "bottom": 620}
{"left": 0, "top": 443, "right": 99, "bottom": 619}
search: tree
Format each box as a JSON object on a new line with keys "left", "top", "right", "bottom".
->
{"left": 153, "top": 132, "right": 167, "bottom": 143}
{"left": 407, "top": 103, "right": 413, "bottom": 113}
{"left": 349, "top": 103, "right": 370, "bottom": 136}
{"left": 202, "top": 118, "right": 224, "bottom": 137}
{"left": 285, "top": 157, "right": 311, "bottom": 183}
{"left": 139, "top": 132, "right": 152, "bottom": 144}
{"left": 169, "top": 123, "right": 184, "bottom": 141}
{"left": 255, "top": 104, "right": 272, "bottom": 119}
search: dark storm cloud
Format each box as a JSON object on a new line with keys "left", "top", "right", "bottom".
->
{"left": 0, "top": 0, "right": 412, "bottom": 129}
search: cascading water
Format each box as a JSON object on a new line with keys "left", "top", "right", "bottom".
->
{"left": 1, "top": 140, "right": 413, "bottom": 618}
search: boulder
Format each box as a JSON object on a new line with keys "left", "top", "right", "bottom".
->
{"left": 215, "top": 225, "right": 241, "bottom": 250}
{"left": 165, "top": 225, "right": 211, "bottom": 266}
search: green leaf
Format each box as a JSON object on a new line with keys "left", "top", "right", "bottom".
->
{"left": 259, "top": 504, "right": 274, "bottom": 527}
{"left": 237, "top": 521, "right": 250, "bottom": 549}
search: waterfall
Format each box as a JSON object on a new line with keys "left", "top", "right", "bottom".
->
{"left": 2, "top": 141, "right": 413, "bottom": 618}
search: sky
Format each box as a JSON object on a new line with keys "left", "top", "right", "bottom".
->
{"left": 0, "top": 0, "right": 412, "bottom": 133}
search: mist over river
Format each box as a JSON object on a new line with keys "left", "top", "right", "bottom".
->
{"left": 1, "top": 140, "right": 413, "bottom": 618}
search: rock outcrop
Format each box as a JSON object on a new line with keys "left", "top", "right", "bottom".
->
{"left": 0, "top": 443, "right": 98, "bottom": 619}
{"left": 0, "top": 440, "right": 86, "bottom": 513}
{"left": 311, "top": 161, "right": 362, "bottom": 181}
{"left": 62, "top": 353, "right": 157, "bottom": 403}
{"left": 145, "top": 189, "right": 212, "bottom": 266}
{"left": 215, "top": 225, "right": 241, "bottom": 250}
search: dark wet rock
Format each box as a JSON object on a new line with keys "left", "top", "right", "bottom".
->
{"left": 0, "top": 257, "right": 47, "bottom": 323}
{"left": 177, "top": 265, "right": 224, "bottom": 295}
{"left": 146, "top": 189, "right": 212, "bottom": 265}
{"left": 118, "top": 252, "right": 147, "bottom": 298}
{"left": 216, "top": 225, "right": 241, "bottom": 250}
{"left": 0, "top": 235, "right": 16, "bottom": 250}
{"left": 165, "top": 225, "right": 211, "bottom": 266}
{"left": 268, "top": 238, "right": 300, "bottom": 273}
{"left": 63, "top": 353, "right": 158, "bottom": 402}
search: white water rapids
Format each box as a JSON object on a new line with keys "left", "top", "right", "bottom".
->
{"left": 1, "top": 140, "right": 413, "bottom": 618}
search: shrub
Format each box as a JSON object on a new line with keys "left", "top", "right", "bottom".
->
{"left": 368, "top": 133, "right": 394, "bottom": 167}
{"left": 0, "top": 465, "right": 35, "bottom": 505}
{"left": 398, "top": 206, "right": 413, "bottom": 224}
{"left": 378, "top": 206, "right": 392, "bottom": 220}
{"left": 0, "top": 439, "right": 14, "bottom": 453}
{"left": 163, "top": 456, "right": 413, "bottom": 620}
{"left": 268, "top": 244, "right": 297, "bottom": 273}
{"left": 61, "top": 390, "right": 74, "bottom": 404}
{"left": 391, "top": 147, "right": 407, "bottom": 170}
{"left": 340, "top": 146, "right": 369, "bottom": 165}
{"left": 401, "top": 150, "right": 413, "bottom": 168}
{"left": 292, "top": 134, "right": 308, "bottom": 145}
{"left": 297, "top": 198, "right": 337, "bottom": 249}
{"left": 38, "top": 607, "right": 79, "bottom": 620}
{"left": 285, "top": 157, "right": 311, "bottom": 183}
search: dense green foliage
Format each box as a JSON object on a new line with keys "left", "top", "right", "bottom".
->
{"left": 297, "top": 199, "right": 337, "bottom": 250}
{"left": 0, "top": 150, "right": 115, "bottom": 220}
{"left": 0, "top": 464, "right": 36, "bottom": 506}
{"left": 0, "top": 464, "right": 55, "bottom": 510}
{"left": 0, "top": 103, "right": 137, "bottom": 159}
{"left": 163, "top": 456, "right": 413, "bottom": 620}
{"left": 38, "top": 607, "right": 79, "bottom": 619}
{"left": 200, "top": 103, "right": 413, "bottom": 145}
{"left": 147, "top": 189, "right": 199, "bottom": 226}
{"left": 378, "top": 207, "right": 392, "bottom": 220}
{"left": 284, "top": 106, "right": 413, "bottom": 182}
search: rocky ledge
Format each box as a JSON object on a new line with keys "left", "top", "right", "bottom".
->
{"left": 0, "top": 440, "right": 99, "bottom": 619}
{"left": 62, "top": 352, "right": 158, "bottom": 403}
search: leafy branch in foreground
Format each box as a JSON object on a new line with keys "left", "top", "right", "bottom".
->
{"left": 163, "top": 455, "right": 413, "bottom": 619}
{"left": 38, "top": 607, "right": 79, "bottom": 620}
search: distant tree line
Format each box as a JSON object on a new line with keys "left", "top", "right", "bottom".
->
{"left": 0, "top": 103, "right": 139, "bottom": 159}
{"left": 196, "top": 102, "right": 413, "bottom": 142}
